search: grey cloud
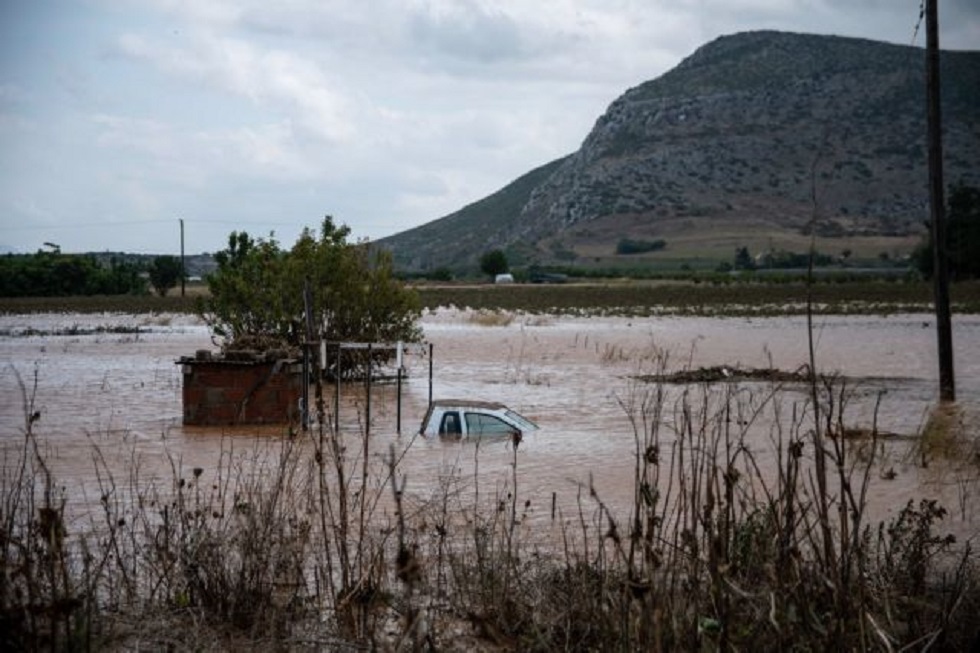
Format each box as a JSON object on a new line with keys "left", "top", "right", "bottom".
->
{"left": 408, "top": 2, "right": 530, "bottom": 64}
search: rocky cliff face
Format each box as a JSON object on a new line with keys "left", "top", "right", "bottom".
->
{"left": 381, "top": 31, "right": 980, "bottom": 272}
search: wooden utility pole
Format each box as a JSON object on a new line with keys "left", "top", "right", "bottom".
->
{"left": 926, "top": 0, "right": 955, "bottom": 401}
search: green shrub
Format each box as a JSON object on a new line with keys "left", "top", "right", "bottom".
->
{"left": 615, "top": 238, "right": 667, "bottom": 255}
{"left": 199, "top": 216, "right": 421, "bottom": 350}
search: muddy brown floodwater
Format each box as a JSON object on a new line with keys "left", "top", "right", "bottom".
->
{"left": 2, "top": 309, "right": 979, "bottom": 546}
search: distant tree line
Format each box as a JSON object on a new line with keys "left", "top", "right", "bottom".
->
{"left": 0, "top": 249, "right": 147, "bottom": 297}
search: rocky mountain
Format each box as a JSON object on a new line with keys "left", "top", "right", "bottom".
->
{"left": 379, "top": 31, "right": 980, "bottom": 273}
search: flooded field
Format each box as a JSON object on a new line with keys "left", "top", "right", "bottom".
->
{"left": 2, "top": 309, "right": 980, "bottom": 544}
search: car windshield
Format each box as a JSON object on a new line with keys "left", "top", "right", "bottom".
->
{"left": 504, "top": 409, "right": 539, "bottom": 432}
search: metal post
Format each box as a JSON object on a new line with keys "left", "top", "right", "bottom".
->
{"left": 428, "top": 342, "right": 434, "bottom": 406}
{"left": 366, "top": 344, "right": 372, "bottom": 437}
{"left": 396, "top": 366, "right": 402, "bottom": 435}
{"left": 302, "top": 280, "right": 314, "bottom": 429}
{"left": 178, "top": 218, "right": 186, "bottom": 297}
{"left": 926, "top": 0, "right": 955, "bottom": 402}
{"left": 335, "top": 344, "right": 341, "bottom": 434}
{"left": 301, "top": 353, "right": 309, "bottom": 429}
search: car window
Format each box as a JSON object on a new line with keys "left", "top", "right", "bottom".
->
{"left": 439, "top": 411, "right": 461, "bottom": 435}
{"left": 464, "top": 412, "right": 515, "bottom": 436}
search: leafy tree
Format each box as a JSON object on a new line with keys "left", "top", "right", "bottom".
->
{"left": 285, "top": 217, "right": 421, "bottom": 346}
{"left": 912, "top": 183, "right": 980, "bottom": 280}
{"left": 200, "top": 231, "right": 288, "bottom": 343}
{"left": 148, "top": 255, "right": 183, "bottom": 297}
{"left": 479, "top": 249, "right": 509, "bottom": 278}
{"left": 947, "top": 184, "right": 980, "bottom": 279}
{"left": 734, "top": 246, "right": 756, "bottom": 271}
{"left": 99, "top": 256, "right": 146, "bottom": 295}
{"left": 199, "top": 217, "right": 421, "bottom": 354}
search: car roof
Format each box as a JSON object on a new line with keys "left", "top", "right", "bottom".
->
{"left": 430, "top": 399, "right": 508, "bottom": 411}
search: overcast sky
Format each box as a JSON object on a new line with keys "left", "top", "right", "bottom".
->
{"left": 1, "top": 1, "right": 977, "bottom": 255}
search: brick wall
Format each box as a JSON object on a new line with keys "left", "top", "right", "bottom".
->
{"left": 180, "top": 356, "right": 303, "bottom": 426}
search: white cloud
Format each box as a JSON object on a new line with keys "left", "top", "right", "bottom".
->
{"left": 94, "top": 113, "right": 178, "bottom": 158}
{"left": 202, "top": 122, "right": 317, "bottom": 180}
{"left": 91, "top": 110, "right": 330, "bottom": 189}
{"left": 117, "top": 30, "right": 356, "bottom": 143}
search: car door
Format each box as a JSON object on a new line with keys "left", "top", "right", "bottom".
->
{"left": 464, "top": 411, "right": 517, "bottom": 437}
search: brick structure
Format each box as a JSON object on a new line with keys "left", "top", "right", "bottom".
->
{"left": 178, "top": 350, "right": 303, "bottom": 426}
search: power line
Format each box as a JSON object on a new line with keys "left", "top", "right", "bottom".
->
{"left": 1, "top": 218, "right": 304, "bottom": 232}
{"left": 911, "top": 1, "right": 925, "bottom": 46}
{"left": 1, "top": 219, "right": 174, "bottom": 232}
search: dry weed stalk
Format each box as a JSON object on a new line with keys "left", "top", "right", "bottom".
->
{"left": 2, "top": 358, "right": 978, "bottom": 651}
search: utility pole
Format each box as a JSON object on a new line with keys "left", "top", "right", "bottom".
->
{"left": 926, "top": 0, "right": 955, "bottom": 402}
{"left": 179, "top": 218, "right": 186, "bottom": 297}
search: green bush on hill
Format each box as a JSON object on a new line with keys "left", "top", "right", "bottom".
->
{"left": 616, "top": 238, "right": 667, "bottom": 254}
{"left": 479, "top": 249, "right": 509, "bottom": 279}
{"left": 616, "top": 238, "right": 667, "bottom": 255}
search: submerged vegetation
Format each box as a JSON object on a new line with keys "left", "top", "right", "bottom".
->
{"left": 3, "top": 352, "right": 978, "bottom": 650}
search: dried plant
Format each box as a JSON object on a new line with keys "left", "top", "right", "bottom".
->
{"left": 2, "top": 358, "right": 978, "bottom": 651}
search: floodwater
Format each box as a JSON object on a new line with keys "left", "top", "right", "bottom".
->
{"left": 2, "top": 309, "right": 979, "bottom": 545}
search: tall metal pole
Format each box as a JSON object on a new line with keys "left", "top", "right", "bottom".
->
{"left": 179, "top": 218, "right": 186, "bottom": 297}
{"left": 396, "top": 366, "right": 402, "bottom": 435}
{"left": 428, "top": 343, "right": 434, "bottom": 407}
{"left": 365, "top": 344, "right": 372, "bottom": 438}
{"left": 926, "top": 0, "right": 955, "bottom": 402}
{"left": 335, "top": 345, "right": 341, "bottom": 434}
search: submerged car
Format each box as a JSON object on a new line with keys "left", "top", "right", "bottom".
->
{"left": 419, "top": 399, "right": 539, "bottom": 439}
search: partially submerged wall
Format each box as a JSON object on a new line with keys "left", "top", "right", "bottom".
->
{"left": 178, "top": 350, "right": 302, "bottom": 425}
